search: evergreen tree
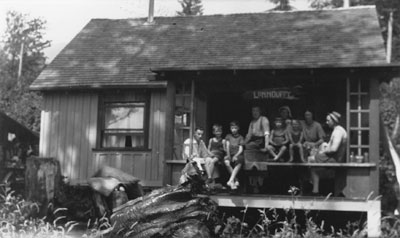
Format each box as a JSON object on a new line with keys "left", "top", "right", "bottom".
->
{"left": 0, "top": 11, "right": 51, "bottom": 133}
{"left": 308, "top": 0, "right": 399, "bottom": 63}
{"left": 177, "top": 0, "right": 204, "bottom": 16}
{"left": 269, "top": 0, "right": 295, "bottom": 11}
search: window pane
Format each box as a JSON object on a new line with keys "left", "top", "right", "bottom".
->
{"left": 361, "top": 95, "right": 369, "bottom": 109}
{"left": 350, "top": 95, "right": 358, "bottom": 109}
{"left": 102, "top": 134, "right": 144, "bottom": 148}
{"left": 361, "top": 148, "right": 369, "bottom": 162}
{"left": 361, "top": 113, "right": 369, "bottom": 128}
{"left": 131, "top": 134, "right": 145, "bottom": 147}
{"left": 361, "top": 130, "right": 369, "bottom": 145}
{"left": 350, "top": 79, "right": 359, "bottom": 93}
{"left": 176, "top": 97, "right": 190, "bottom": 111}
{"left": 105, "top": 105, "right": 144, "bottom": 129}
{"left": 102, "top": 134, "right": 125, "bottom": 147}
{"left": 360, "top": 80, "right": 369, "bottom": 93}
{"left": 350, "top": 113, "right": 358, "bottom": 127}
{"left": 350, "top": 130, "right": 358, "bottom": 146}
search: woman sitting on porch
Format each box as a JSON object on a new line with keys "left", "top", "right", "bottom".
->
{"left": 302, "top": 110, "right": 325, "bottom": 161}
{"left": 310, "top": 111, "right": 348, "bottom": 196}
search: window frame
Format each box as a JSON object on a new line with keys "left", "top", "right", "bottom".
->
{"left": 347, "top": 78, "right": 370, "bottom": 162}
{"left": 98, "top": 95, "right": 150, "bottom": 151}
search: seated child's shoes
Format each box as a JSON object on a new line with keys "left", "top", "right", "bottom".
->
{"left": 234, "top": 180, "right": 239, "bottom": 187}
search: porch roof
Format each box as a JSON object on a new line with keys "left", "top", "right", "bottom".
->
{"left": 31, "top": 7, "right": 388, "bottom": 90}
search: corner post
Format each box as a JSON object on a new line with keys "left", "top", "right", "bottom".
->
{"left": 163, "top": 80, "right": 176, "bottom": 185}
{"left": 367, "top": 200, "right": 381, "bottom": 237}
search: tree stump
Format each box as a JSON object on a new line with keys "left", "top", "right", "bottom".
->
{"left": 25, "top": 157, "right": 61, "bottom": 215}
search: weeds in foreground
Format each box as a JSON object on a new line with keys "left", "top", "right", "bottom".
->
{"left": 0, "top": 187, "right": 79, "bottom": 237}
{"left": 0, "top": 185, "right": 115, "bottom": 238}
{"left": 218, "top": 186, "right": 370, "bottom": 238}
{"left": 219, "top": 207, "right": 369, "bottom": 238}
{"left": 2, "top": 184, "right": 400, "bottom": 238}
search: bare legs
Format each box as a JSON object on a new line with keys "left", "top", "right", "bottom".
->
{"left": 205, "top": 157, "right": 219, "bottom": 180}
{"left": 225, "top": 159, "right": 242, "bottom": 189}
{"left": 289, "top": 144, "right": 305, "bottom": 162}
{"left": 310, "top": 168, "right": 320, "bottom": 194}
{"left": 267, "top": 146, "right": 287, "bottom": 161}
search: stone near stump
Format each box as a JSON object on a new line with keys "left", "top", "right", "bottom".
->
{"left": 25, "top": 157, "right": 61, "bottom": 214}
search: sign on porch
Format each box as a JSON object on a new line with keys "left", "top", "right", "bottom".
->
{"left": 243, "top": 87, "right": 303, "bottom": 100}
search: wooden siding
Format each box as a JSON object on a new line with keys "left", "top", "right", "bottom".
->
{"left": 40, "top": 90, "right": 166, "bottom": 186}
{"left": 149, "top": 90, "right": 166, "bottom": 185}
{"left": 369, "top": 78, "right": 380, "bottom": 196}
{"left": 40, "top": 92, "right": 98, "bottom": 183}
{"left": 91, "top": 151, "right": 160, "bottom": 186}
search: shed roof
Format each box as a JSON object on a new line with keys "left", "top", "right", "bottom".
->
{"left": 31, "top": 7, "right": 388, "bottom": 90}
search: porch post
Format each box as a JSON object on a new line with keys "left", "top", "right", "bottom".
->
{"left": 367, "top": 200, "right": 381, "bottom": 237}
{"left": 163, "top": 80, "right": 176, "bottom": 185}
{"left": 189, "top": 80, "right": 196, "bottom": 156}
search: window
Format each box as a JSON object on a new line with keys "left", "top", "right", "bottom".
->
{"left": 174, "top": 81, "right": 193, "bottom": 160}
{"left": 348, "top": 78, "right": 370, "bottom": 161}
{"left": 102, "top": 102, "right": 147, "bottom": 148}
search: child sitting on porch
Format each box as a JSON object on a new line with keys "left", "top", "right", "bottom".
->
{"left": 208, "top": 124, "right": 226, "bottom": 163}
{"left": 288, "top": 119, "right": 305, "bottom": 163}
{"left": 224, "top": 121, "right": 244, "bottom": 190}
{"left": 207, "top": 124, "right": 225, "bottom": 184}
{"left": 266, "top": 117, "right": 289, "bottom": 161}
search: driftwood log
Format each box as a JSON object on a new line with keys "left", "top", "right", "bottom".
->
{"left": 108, "top": 175, "right": 218, "bottom": 238}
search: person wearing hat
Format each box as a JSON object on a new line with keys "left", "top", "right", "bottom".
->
{"left": 310, "top": 111, "right": 348, "bottom": 195}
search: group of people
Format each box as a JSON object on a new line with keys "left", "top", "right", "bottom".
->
{"left": 180, "top": 105, "right": 348, "bottom": 195}
{"left": 180, "top": 121, "right": 245, "bottom": 190}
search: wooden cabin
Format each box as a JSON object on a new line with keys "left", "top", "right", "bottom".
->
{"left": 31, "top": 7, "right": 399, "bottom": 236}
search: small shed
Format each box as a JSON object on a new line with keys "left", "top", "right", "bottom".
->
{"left": 31, "top": 7, "right": 399, "bottom": 236}
{"left": 0, "top": 111, "right": 39, "bottom": 175}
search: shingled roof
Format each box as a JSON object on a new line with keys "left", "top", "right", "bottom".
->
{"left": 31, "top": 7, "right": 387, "bottom": 90}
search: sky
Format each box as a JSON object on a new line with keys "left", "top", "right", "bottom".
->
{"left": 0, "top": 0, "right": 310, "bottom": 62}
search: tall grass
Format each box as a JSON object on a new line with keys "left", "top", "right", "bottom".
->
{"left": 0, "top": 186, "right": 80, "bottom": 238}
{"left": 217, "top": 187, "right": 371, "bottom": 238}
{"left": 1, "top": 183, "right": 400, "bottom": 237}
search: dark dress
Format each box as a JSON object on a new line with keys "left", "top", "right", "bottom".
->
{"left": 209, "top": 138, "right": 225, "bottom": 161}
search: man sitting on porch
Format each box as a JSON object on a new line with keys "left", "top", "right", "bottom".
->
{"left": 310, "top": 111, "right": 348, "bottom": 196}
{"left": 244, "top": 105, "right": 271, "bottom": 151}
{"left": 244, "top": 105, "right": 271, "bottom": 193}
{"left": 181, "top": 127, "right": 219, "bottom": 185}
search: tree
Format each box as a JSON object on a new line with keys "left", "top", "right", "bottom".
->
{"left": 374, "top": 0, "right": 400, "bottom": 63}
{"left": 177, "top": 0, "right": 204, "bottom": 16}
{"left": 307, "top": 0, "right": 399, "bottom": 63}
{"left": 0, "top": 11, "right": 51, "bottom": 133}
{"left": 269, "top": 0, "right": 295, "bottom": 11}
{"left": 309, "top": 0, "right": 342, "bottom": 10}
